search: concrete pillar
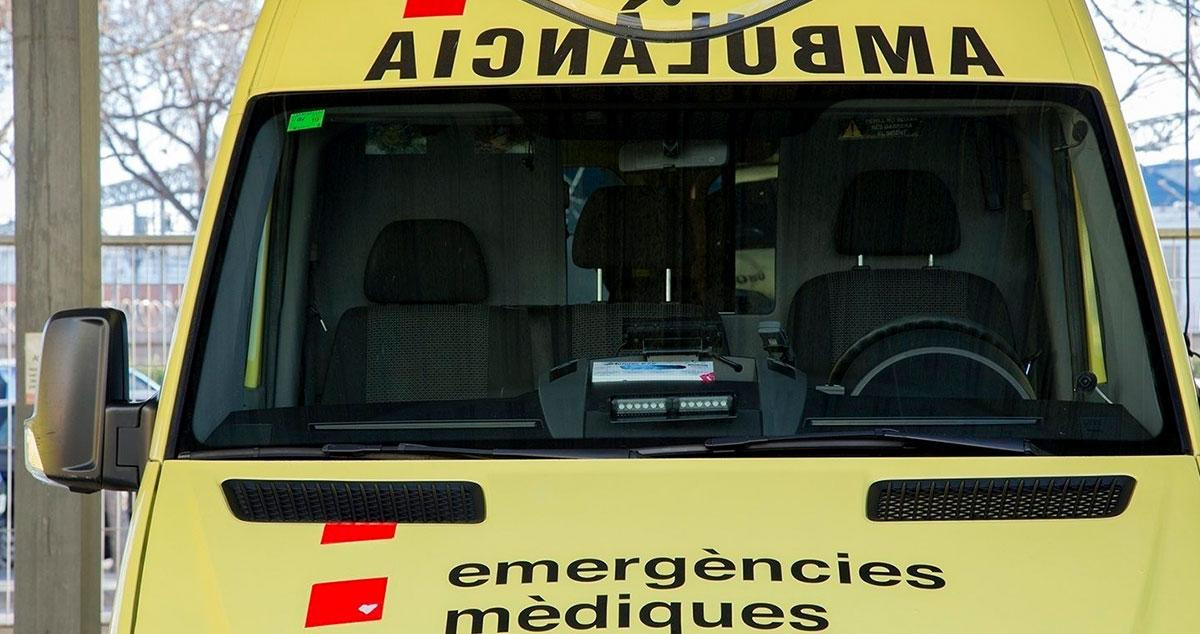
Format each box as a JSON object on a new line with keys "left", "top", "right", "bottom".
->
{"left": 12, "top": 1, "right": 102, "bottom": 632}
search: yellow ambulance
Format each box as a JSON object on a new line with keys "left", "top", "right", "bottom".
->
{"left": 24, "top": 0, "right": 1200, "bottom": 631}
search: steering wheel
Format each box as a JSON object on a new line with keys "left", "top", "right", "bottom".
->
{"left": 827, "top": 316, "right": 1036, "bottom": 400}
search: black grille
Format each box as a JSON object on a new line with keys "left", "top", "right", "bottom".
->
{"left": 222, "top": 480, "right": 485, "bottom": 523}
{"left": 867, "top": 476, "right": 1135, "bottom": 522}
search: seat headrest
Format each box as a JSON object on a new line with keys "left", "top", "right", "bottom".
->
{"left": 364, "top": 220, "right": 488, "bottom": 304}
{"left": 835, "top": 170, "right": 960, "bottom": 256}
{"left": 573, "top": 186, "right": 682, "bottom": 270}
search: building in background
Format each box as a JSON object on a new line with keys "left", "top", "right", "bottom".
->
{"left": 1145, "top": 159, "right": 1200, "bottom": 347}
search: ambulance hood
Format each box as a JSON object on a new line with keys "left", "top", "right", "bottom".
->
{"left": 130, "top": 456, "right": 1200, "bottom": 632}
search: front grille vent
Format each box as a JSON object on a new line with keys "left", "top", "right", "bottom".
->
{"left": 222, "top": 480, "right": 485, "bottom": 524}
{"left": 867, "top": 476, "right": 1135, "bottom": 522}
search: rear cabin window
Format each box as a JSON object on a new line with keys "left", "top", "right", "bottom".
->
{"left": 179, "top": 85, "right": 1183, "bottom": 457}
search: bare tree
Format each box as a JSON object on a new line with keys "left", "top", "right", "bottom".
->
{"left": 100, "top": 0, "right": 259, "bottom": 230}
{"left": 1089, "top": 0, "right": 1199, "bottom": 152}
{"left": 0, "top": 0, "right": 14, "bottom": 172}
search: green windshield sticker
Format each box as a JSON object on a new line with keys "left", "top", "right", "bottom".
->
{"left": 287, "top": 109, "right": 325, "bottom": 132}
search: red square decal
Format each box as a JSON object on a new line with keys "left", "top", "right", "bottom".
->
{"left": 321, "top": 523, "right": 397, "bottom": 545}
{"left": 404, "top": 0, "right": 467, "bottom": 17}
{"left": 305, "top": 578, "right": 388, "bottom": 628}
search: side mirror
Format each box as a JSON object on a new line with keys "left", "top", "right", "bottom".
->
{"left": 25, "top": 308, "right": 154, "bottom": 493}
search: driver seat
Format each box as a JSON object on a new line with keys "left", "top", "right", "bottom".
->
{"left": 788, "top": 170, "right": 1017, "bottom": 390}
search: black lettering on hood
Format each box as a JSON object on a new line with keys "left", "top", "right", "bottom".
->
{"left": 520, "top": 0, "right": 819, "bottom": 42}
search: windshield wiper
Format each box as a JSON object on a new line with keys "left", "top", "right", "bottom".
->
{"left": 632, "top": 430, "right": 1049, "bottom": 458}
{"left": 183, "top": 443, "right": 626, "bottom": 460}
{"left": 182, "top": 432, "right": 1046, "bottom": 461}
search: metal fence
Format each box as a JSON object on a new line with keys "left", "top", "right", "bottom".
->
{"left": 0, "top": 236, "right": 192, "bottom": 625}
{"left": 1160, "top": 236, "right": 1200, "bottom": 349}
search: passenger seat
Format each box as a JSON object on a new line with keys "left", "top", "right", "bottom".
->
{"left": 322, "top": 220, "right": 531, "bottom": 403}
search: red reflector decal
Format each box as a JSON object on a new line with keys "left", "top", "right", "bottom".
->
{"left": 321, "top": 523, "right": 398, "bottom": 545}
{"left": 305, "top": 578, "right": 388, "bottom": 628}
{"left": 404, "top": 0, "right": 467, "bottom": 17}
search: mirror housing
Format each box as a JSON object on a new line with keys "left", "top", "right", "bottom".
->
{"left": 25, "top": 308, "right": 154, "bottom": 493}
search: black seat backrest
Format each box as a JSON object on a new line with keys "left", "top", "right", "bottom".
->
{"left": 519, "top": 185, "right": 724, "bottom": 371}
{"left": 573, "top": 185, "right": 683, "bottom": 303}
{"left": 322, "top": 220, "right": 531, "bottom": 403}
{"left": 789, "top": 170, "right": 1014, "bottom": 378}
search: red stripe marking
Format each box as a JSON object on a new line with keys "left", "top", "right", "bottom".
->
{"left": 404, "top": 0, "right": 467, "bottom": 17}
{"left": 321, "top": 523, "right": 398, "bottom": 545}
{"left": 305, "top": 578, "right": 388, "bottom": 628}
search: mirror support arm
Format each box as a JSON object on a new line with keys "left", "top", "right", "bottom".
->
{"left": 100, "top": 399, "right": 156, "bottom": 492}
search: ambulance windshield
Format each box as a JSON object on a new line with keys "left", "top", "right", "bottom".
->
{"left": 178, "top": 84, "right": 1183, "bottom": 457}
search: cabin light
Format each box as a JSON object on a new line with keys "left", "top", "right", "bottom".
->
{"left": 613, "top": 397, "right": 669, "bottom": 416}
{"left": 678, "top": 395, "right": 733, "bottom": 414}
{"left": 611, "top": 395, "right": 734, "bottom": 417}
